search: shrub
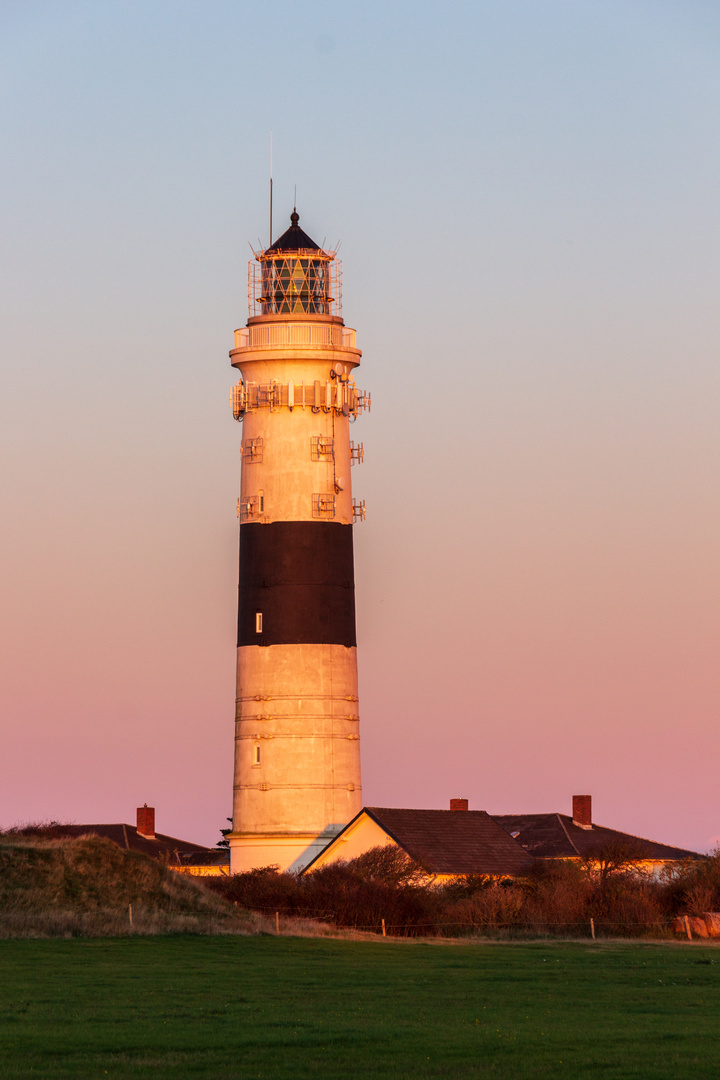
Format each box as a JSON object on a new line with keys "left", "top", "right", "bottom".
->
{"left": 440, "top": 879, "right": 524, "bottom": 933}
{"left": 209, "top": 844, "right": 713, "bottom": 939}
{"left": 208, "top": 866, "right": 302, "bottom": 916}
{"left": 660, "top": 851, "right": 720, "bottom": 916}
{"left": 208, "top": 848, "right": 442, "bottom": 935}
{"left": 346, "top": 845, "right": 428, "bottom": 887}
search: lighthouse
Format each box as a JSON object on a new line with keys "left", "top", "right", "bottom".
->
{"left": 227, "top": 210, "right": 369, "bottom": 873}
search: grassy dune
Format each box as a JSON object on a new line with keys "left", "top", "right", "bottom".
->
{"left": 0, "top": 834, "right": 247, "bottom": 937}
{"left": 1, "top": 937, "right": 719, "bottom": 1079}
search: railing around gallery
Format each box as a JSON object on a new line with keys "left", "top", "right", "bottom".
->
{"left": 233, "top": 324, "right": 356, "bottom": 349}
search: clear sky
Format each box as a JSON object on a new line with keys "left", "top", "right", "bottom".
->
{"left": 2, "top": 0, "right": 719, "bottom": 852}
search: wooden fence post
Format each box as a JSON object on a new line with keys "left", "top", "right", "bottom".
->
{"left": 684, "top": 915, "right": 692, "bottom": 941}
{"left": 381, "top": 918, "right": 386, "bottom": 937}
{"left": 275, "top": 911, "right": 280, "bottom": 934}
{"left": 128, "top": 904, "right": 133, "bottom": 926}
{"left": 590, "top": 917, "right": 595, "bottom": 940}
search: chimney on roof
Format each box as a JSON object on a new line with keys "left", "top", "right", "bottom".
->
{"left": 450, "top": 798, "right": 469, "bottom": 812}
{"left": 572, "top": 795, "right": 592, "bottom": 830}
{"left": 137, "top": 804, "right": 155, "bottom": 839}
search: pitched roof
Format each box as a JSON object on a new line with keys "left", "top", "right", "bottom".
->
{"left": 265, "top": 210, "right": 322, "bottom": 254}
{"left": 362, "top": 807, "right": 535, "bottom": 876}
{"left": 493, "top": 813, "right": 700, "bottom": 861}
{"left": 40, "top": 824, "right": 213, "bottom": 862}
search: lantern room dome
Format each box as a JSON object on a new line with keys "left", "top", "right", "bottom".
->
{"left": 253, "top": 209, "right": 338, "bottom": 317}
{"left": 266, "top": 210, "right": 322, "bottom": 254}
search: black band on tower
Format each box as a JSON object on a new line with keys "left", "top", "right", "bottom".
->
{"left": 238, "top": 521, "right": 356, "bottom": 647}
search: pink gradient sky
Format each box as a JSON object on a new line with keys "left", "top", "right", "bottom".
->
{"left": 2, "top": 1, "right": 720, "bottom": 852}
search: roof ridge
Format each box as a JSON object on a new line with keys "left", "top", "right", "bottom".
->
{"left": 363, "top": 808, "right": 407, "bottom": 851}
{"left": 362, "top": 808, "right": 434, "bottom": 870}
{"left": 556, "top": 812, "right": 581, "bottom": 855}
{"left": 566, "top": 819, "right": 699, "bottom": 856}
{"left": 366, "top": 806, "right": 490, "bottom": 815}
{"left": 494, "top": 812, "right": 557, "bottom": 820}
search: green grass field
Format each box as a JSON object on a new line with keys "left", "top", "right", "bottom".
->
{"left": 1, "top": 936, "right": 718, "bottom": 1079}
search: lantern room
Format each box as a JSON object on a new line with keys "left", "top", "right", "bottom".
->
{"left": 249, "top": 210, "right": 342, "bottom": 318}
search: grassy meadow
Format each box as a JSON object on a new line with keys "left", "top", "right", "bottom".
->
{"left": 1, "top": 936, "right": 719, "bottom": 1079}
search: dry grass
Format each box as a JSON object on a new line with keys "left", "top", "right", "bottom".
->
{"left": 0, "top": 833, "right": 397, "bottom": 940}
{"left": 0, "top": 833, "right": 259, "bottom": 938}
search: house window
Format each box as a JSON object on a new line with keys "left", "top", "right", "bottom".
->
{"left": 255, "top": 612, "right": 263, "bottom": 633}
{"left": 253, "top": 744, "right": 261, "bottom": 766}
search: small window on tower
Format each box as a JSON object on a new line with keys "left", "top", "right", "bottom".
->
{"left": 255, "top": 612, "right": 263, "bottom": 633}
{"left": 253, "top": 744, "right": 261, "bottom": 766}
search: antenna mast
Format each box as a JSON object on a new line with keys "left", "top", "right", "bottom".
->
{"left": 269, "top": 131, "right": 273, "bottom": 248}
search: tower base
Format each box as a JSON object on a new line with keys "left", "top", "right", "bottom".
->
{"left": 229, "top": 826, "right": 343, "bottom": 875}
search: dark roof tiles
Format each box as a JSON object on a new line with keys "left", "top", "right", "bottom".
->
{"left": 494, "top": 813, "right": 700, "bottom": 861}
{"left": 44, "top": 824, "right": 212, "bottom": 862}
{"left": 266, "top": 210, "right": 322, "bottom": 254}
{"left": 363, "top": 807, "right": 535, "bottom": 876}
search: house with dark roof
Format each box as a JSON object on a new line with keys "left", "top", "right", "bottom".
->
{"left": 494, "top": 796, "right": 700, "bottom": 875}
{"left": 302, "top": 800, "right": 534, "bottom": 880}
{"left": 55, "top": 806, "right": 230, "bottom": 876}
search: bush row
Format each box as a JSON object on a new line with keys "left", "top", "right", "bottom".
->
{"left": 206, "top": 844, "right": 720, "bottom": 937}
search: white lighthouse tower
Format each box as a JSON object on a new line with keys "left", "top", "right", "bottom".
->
{"left": 227, "top": 210, "right": 369, "bottom": 873}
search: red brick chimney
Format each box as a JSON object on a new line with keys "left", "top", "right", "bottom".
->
{"left": 137, "top": 804, "right": 155, "bottom": 839}
{"left": 450, "top": 798, "right": 469, "bottom": 812}
{"left": 572, "top": 795, "right": 592, "bottom": 830}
